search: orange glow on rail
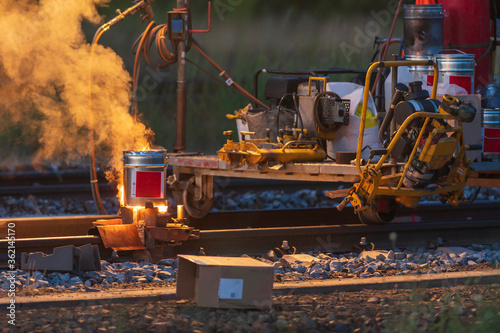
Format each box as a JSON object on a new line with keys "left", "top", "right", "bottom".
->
{"left": 118, "top": 185, "right": 168, "bottom": 213}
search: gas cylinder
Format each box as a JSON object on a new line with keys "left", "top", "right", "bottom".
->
{"left": 437, "top": 0, "right": 491, "bottom": 89}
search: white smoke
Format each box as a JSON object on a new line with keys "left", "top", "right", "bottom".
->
{"left": 0, "top": 0, "right": 152, "bottom": 170}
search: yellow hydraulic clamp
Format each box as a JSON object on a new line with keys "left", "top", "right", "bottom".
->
{"left": 217, "top": 129, "right": 326, "bottom": 168}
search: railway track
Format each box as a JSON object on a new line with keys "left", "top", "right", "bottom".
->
{"left": 0, "top": 167, "right": 341, "bottom": 196}
{"left": 1, "top": 168, "right": 500, "bottom": 260}
{"left": 178, "top": 219, "right": 500, "bottom": 256}
{"left": 1, "top": 202, "right": 500, "bottom": 262}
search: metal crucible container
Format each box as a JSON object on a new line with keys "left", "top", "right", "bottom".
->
{"left": 123, "top": 150, "right": 168, "bottom": 207}
{"left": 403, "top": 4, "right": 443, "bottom": 56}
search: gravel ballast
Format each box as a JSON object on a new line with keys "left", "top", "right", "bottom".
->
{"left": 4, "top": 282, "right": 500, "bottom": 332}
{"left": 2, "top": 246, "right": 500, "bottom": 332}
{"left": 3, "top": 245, "right": 500, "bottom": 294}
{"left": 1, "top": 186, "right": 499, "bottom": 217}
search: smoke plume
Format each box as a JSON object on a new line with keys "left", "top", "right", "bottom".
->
{"left": 0, "top": 0, "right": 152, "bottom": 171}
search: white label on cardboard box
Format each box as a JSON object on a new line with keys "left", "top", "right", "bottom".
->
{"left": 218, "top": 278, "right": 243, "bottom": 300}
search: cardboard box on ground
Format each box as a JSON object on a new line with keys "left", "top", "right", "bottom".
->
{"left": 176, "top": 255, "right": 274, "bottom": 309}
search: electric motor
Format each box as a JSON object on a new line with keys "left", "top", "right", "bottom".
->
{"left": 314, "top": 91, "right": 350, "bottom": 131}
{"left": 394, "top": 99, "right": 441, "bottom": 126}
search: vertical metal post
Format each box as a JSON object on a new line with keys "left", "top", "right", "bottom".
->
{"left": 174, "top": 0, "right": 187, "bottom": 152}
{"left": 390, "top": 54, "right": 398, "bottom": 172}
{"left": 390, "top": 54, "right": 398, "bottom": 138}
{"left": 375, "top": 72, "right": 384, "bottom": 126}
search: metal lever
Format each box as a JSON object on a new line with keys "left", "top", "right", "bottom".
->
{"left": 466, "top": 144, "right": 482, "bottom": 151}
{"left": 240, "top": 131, "right": 255, "bottom": 141}
{"left": 336, "top": 196, "right": 351, "bottom": 212}
{"left": 223, "top": 130, "right": 233, "bottom": 141}
{"left": 369, "top": 149, "right": 388, "bottom": 160}
{"left": 101, "top": 0, "right": 154, "bottom": 31}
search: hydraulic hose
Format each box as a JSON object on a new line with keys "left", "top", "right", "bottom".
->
{"left": 276, "top": 93, "right": 304, "bottom": 142}
{"left": 131, "top": 21, "right": 157, "bottom": 120}
{"left": 370, "top": 0, "right": 404, "bottom": 96}
{"left": 88, "top": 28, "right": 108, "bottom": 215}
{"left": 191, "top": 38, "right": 269, "bottom": 109}
{"left": 87, "top": 0, "right": 156, "bottom": 214}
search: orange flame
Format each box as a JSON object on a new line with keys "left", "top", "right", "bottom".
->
{"left": 118, "top": 184, "right": 125, "bottom": 206}
{"left": 118, "top": 185, "right": 168, "bottom": 213}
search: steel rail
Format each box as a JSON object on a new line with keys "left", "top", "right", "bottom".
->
{"left": 2, "top": 201, "right": 499, "bottom": 238}
{"left": 1, "top": 203, "right": 499, "bottom": 263}
{"left": 176, "top": 219, "right": 500, "bottom": 256}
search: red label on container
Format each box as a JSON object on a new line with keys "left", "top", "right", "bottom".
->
{"left": 426, "top": 75, "right": 472, "bottom": 94}
{"left": 132, "top": 171, "right": 164, "bottom": 198}
{"left": 426, "top": 75, "right": 435, "bottom": 87}
{"left": 449, "top": 76, "right": 472, "bottom": 94}
{"left": 483, "top": 128, "right": 500, "bottom": 154}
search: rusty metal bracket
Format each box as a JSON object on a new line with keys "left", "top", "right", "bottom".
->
{"left": 97, "top": 224, "right": 146, "bottom": 251}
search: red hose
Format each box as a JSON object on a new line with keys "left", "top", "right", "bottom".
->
{"left": 191, "top": 39, "right": 269, "bottom": 109}
{"left": 370, "top": 0, "right": 404, "bottom": 96}
{"left": 132, "top": 21, "right": 157, "bottom": 120}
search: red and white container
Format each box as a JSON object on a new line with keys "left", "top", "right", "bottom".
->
{"left": 426, "top": 50, "right": 476, "bottom": 94}
{"left": 482, "top": 109, "right": 500, "bottom": 160}
{"left": 123, "top": 150, "right": 168, "bottom": 207}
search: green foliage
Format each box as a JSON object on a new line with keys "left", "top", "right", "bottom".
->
{"left": 127, "top": 7, "right": 398, "bottom": 152}
{"left": 385, "top": 286, "right": 500, "bottom": 333}
{"left": 8, "top": 1, "right": 405, "bottom": 162}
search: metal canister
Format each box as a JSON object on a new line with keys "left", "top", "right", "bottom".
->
{"left": 405, "top": 54, "right": 434, "bottom": 81}
{"left": 403, "top": 4, "right": 443, "bottom": 56}
{"left": 482, "top": 109, "right": 500, "bottom": 161}
{"left": 435, "top": 51, "right": 475, "bottom": 93}
{"left": 123, "top": 150, "right": 168, "bottom": 207}
{"left": 477, "top": 84, "right": 500, "bottom": 109}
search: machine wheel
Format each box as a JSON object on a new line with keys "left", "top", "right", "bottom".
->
{"left": 358, "top": 198, "right": 399, "bottom": 225}
{"left": 182, "top": 176, "right": 213, "bottom": 220}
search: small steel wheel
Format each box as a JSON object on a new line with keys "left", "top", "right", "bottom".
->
{"left": 182, "top": 176, "right": 213, "bottom": 219}
{"left": 358, "top": 198, "right": 398, "bottom": 225}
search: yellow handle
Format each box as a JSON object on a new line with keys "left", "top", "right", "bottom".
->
{"left": 356, "top": 60, "right": 439, "bottom": 176}
{"left": 308, "top": 77, "right": 328, "bottom": 96}
{"left": 226, "top": 114, "right": 240, "bottom": 119}
{"left": 443, "top": 94, "right": 460, "bottom": 106}
{"left": 241, "top": 131, "right": 256, "bottom": 136}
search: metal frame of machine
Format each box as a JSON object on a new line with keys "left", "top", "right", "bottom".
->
{"left": 90, "top": 1, "right": 500, "bottom": 226}
{"left": 339, "top": 60, "right": 477, "bottom": 224}
{"left": 167, "top": 59, "right": 500, "bottom": 224}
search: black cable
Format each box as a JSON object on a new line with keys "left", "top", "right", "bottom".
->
{"left": 276, "top": 94, "right": 288, "bottom": 142}
{"left": 318, "top": 138, "right": 335, "bottom": 161}
{"left": 370, "top": 43, "right": 381, "bottom": 63}
{"left": 276, "top": 93, "right": 304, "bottom": 142}
{"left": 292, "top": 93, "right": 304, "bottom": 137}
{"left": 469, "top": 186, "right": 482, "bottom": 203}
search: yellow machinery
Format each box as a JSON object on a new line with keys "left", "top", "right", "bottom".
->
{"left": 336, "top": 60, "right": 478, "bottom": 224}
{"left": 217, "top": 59, "right": 478, "bottom": 224}
{"left": 217, "top": 129, "right": 326, "bottom": 168}
{"left": 218, "top": 76, "right": 346, "bottom": 168}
